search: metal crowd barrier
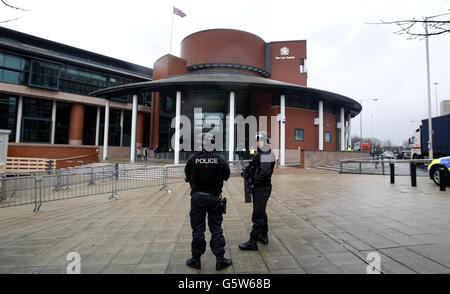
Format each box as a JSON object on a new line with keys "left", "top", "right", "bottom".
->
{"left": 0, "top": 164, "right": 186, "bottom": 212}
{"left": 339, "top": 158, "right": 431, "bottom": 176}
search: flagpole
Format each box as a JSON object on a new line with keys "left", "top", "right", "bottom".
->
{"left": 170, "top": 6, "right": 174, "bottom": 55}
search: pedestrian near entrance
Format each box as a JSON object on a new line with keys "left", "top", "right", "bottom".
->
{"left": 184, "top": 133, "right": 233, "bottom": 271}
{"left": 239, "top": 131, "right": 276, "bottom": 251}
{"left": 136, "top": 147, "right": 142, "bottom": 161}
{"left": 143, "top": 147, "right": 148, "bottom": 161}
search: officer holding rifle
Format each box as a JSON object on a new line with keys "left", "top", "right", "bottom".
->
{"left": 239, "top": 131, "right": 276, "bottom": 251}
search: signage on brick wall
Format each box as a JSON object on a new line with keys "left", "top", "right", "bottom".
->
{"left": 275, "top": 46, "right": 295, "bottom": 60}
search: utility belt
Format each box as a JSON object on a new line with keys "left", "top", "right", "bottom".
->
{"left": 191, "top": 192, "right": 227, "bottom": 214}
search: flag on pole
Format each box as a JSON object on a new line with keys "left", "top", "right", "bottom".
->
{"left": 173, "top": 6, "right": 186, "bottom": 18}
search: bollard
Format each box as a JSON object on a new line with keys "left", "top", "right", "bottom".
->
{"left": 359, "top": 162, "right": 362, "bottom": 174}
{"left": 0, "top": 174, "right": 7, "bottom": 203}
{"left": 55, "top": 169, "right": 62, "bottom": 191}
{"left": 439, "top": 168, "right": 447, "bottom": 192}
{"left": 114, "top": 163, "right": 119, "bottom": 180}
{"left": 390, "top": 163, "right": 395, "bottom": 184}
{"left": 34, "top": 178, "right": 42, "bottom": 212}
{"left": 382, "top": 162, "right": 385, "bottom": 175}
{"left": 47, "top": 160, "right": 54, "bottom": 174}
{"left": 410, "top": 162, "right": 417, "bottom": 187}
{"left": 109, "top": 164, "right": 119, "bottom": 200}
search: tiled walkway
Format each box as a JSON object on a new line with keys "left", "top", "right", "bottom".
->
{"left": 0, "top": 169, "right": 449, "bottom": 274}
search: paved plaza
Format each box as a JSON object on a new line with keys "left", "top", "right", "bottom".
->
{"left": 0, "top": 169, "right": 450, "bottom": 274}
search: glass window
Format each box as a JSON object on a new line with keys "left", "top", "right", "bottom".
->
{"left": 2, "top": 70, "right": 22, "bottom": 84}
{"left": 0, "top": 52, "right": 28, "bottom": 85}
{"left": 166, "top": 97, "right": 173, "bottom": 112}
{"left": 98, "top": 109, "right": 121, "bottom": 147}
{"left": 271, "top": 94, "right": 317, "bottom": 111}
{"left": 272, "top": 95, "right": 280, "bottom": 106}
{"left": 83, "top": 106, "right": 98, "bottom": 146}
{"left": 60, "top": 65, "right": 107, "bottom": 95}
{"left": 29, "top": 60, "right": 60, "bottom": 90}
{"left": 22, "top": 97, "right": 52, "bottom": 119}
{"left": 109, "top": 76, "right": 131, "bottom": 87}
{"left": 177, "top": 90, "right": 229, "bottom": 154}
{"left": 4, "top": 54, "right": 24, "bottom": 70}
{"left": 0, "top": 93, "right": 17, "bottom": 142}
{"left": 21, "top": 97, "right": 52, "bottom": 143}
{"left": 22, "top": 119, "right": 51, "bottom": 143}
{"left": 143, "top": 112, "right": 150, "bottom": 147}
{"left": 54, "top": 102, "right": 71, "bottom": 144}
{"left": 325, "top": 131, "right": 332, "bottom": 143}
{"left": 300, "top": 58, "right": 307, "bottom": 74}
{"left": 122, "top": 111, "right": 131, "bottom": 147}
{"left": 295, "top": 128, "right": 304, "bottom": 141}
{"left": 109, "top": 109, "right": 122, "bottom": 147}
{"left": 324, "top": 103, "right": 334, "bottom": 114}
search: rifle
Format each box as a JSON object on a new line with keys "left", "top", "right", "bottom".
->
{"left": 240, "top": 152, "right": 253, "bottom": 203}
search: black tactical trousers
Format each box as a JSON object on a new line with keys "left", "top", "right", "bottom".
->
{"left": 250, "top": 186, "right": 271, "bottom": 240}
{"left": 190, "top": 192, "right": 226, "bottom": 258}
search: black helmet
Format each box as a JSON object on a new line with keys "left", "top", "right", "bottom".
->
{"left": 195, "top": 132, "right": 215, "bottom": 151}
{"left": 255, "top": 131, "right": 270, "bottom": 144}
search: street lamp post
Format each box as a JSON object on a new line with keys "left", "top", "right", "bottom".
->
{"left": 371, "top": 114, "right": 374, "bottom": 155}
{"left": 424, "top": 16, "right": 433, "bottom": 160}
{"left": 422, "top": 12, "right": 450, "bottom": 159}
{"left": 433, "top": 82, "right": 439, "bottom": 116}
{"left": 359, "top": 98, "right": 379, "bottom": 150}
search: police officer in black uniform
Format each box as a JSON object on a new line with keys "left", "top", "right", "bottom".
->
{"left": 184, "top": 133, "right": 233, "bottom": 270}
{"left": 239, "top": 131, "right": 276, "bottom": 251}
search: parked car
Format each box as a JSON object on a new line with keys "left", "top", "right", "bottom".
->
{"left": 398, "top": 150, "right": 411, "bottom": 159}
{"left": 381, "top": 151, "right": 395, "bottom": 159}
{"left": 428, "top": 156, "right": 450, "bottom": 186}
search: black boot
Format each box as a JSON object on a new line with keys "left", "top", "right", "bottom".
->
{"left": 239, "top": 239, "right": 259, "bottom": 251}
{"left": 186, "top": 257, "right": 201, "bottom": 269}
{"left": 257, "top": 235, "right": 269, "bottom": 245}
{"left": 216, "top": 256, "right": 233, "bottom": 270}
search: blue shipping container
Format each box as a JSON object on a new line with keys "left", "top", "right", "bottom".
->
{"left": 421, "top": 114, "right": 450, "bottom": 157}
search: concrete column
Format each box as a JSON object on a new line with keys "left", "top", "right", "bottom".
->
{"left": 149, "top": 93, "right": 155, "bottom": 147}
{"left": 95, "top": 107, "right": 100, "bottom": 146}
{"left": 174, "top": 91, "right": 181, "bottom": 164}
{"left": 120, "top": 110, "right": 124, "bottom": 147}
{"left": 51, "top": 100, "right": 56, "bottom": 144}
{"left": 130, "top": 94, "right": 138, "bottom": 162}
{"left": 280, "top": 94, "right": 286, "bottom": 166}
{"left": 15, "top": 96, "right": 23, "bottom": 143}
{"left": 137, "top": 112, "right": 144, "bottom": 148}
{"left": 340, "top": 107, "right": 345, "bottom": 151}
{"left": 153, "top": 93, "right": 161, "bottom": 147}
{"left": 228, "top": 91, "right": 235, "bottom": 162}
{"left": 318, "top": 101, "right": 324, "bottom": 151}
{"left": 103, "top": 101, "right": 110, "bottom": 161}
{"left": 347, "top": 112, "right": 352, "bottom": 149}
{"left": 69, "top": 103, "right": 85, "bottom": 146}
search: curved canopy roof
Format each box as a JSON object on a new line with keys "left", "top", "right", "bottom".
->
{"left": 90, "top": 73, "right": 362, "bottom": 116}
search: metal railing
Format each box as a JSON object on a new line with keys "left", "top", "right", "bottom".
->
{"left": 339, "top": 158, "right": 431, "bottom": 176}
{"left": 0, "top": 164, "right": 185, "bottom": 212}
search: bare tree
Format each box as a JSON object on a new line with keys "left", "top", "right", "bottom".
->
{"left": 370, "top": 11, "right": 450, "bottom": 39}
{"left": 1, "top": 0, "right": 29, "bottom": 24}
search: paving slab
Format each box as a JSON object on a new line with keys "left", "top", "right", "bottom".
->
{"left": 0, "top": 169, "right": 449, "bottom": 274}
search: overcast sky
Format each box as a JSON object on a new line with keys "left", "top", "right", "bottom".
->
{"left": 2, "top": 0, "right": 449, "bottom": 145}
